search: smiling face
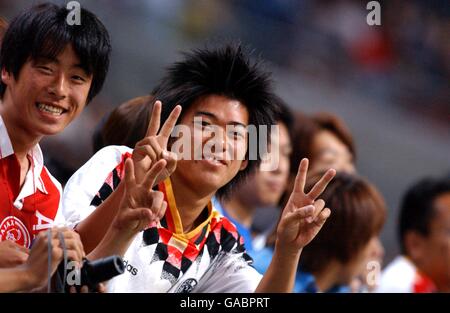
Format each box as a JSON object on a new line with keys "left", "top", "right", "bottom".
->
{"left": 1, "top": 44, "right": 92, "bottom": 137}
{"left": 171, "top": 94, "right": 249, "bottom": 195}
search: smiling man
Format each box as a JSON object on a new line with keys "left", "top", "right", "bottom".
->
{"left": 63, "top": 44, "right": 336, "bottom": 293}
{"left": 0, "top": 2, "right": 111, "bottom": 264}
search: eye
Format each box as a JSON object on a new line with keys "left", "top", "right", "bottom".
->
{"left": 194, "top": 120, "right": 212, "bottom": 128}
{"left": 72, "top": 75, "right": 86, "bottom": 83}
{"left": 230, "top": 131, "right": 244, "bottom": 139}
{"left": 37, "top": 65, "right": 53, "bottom": 74}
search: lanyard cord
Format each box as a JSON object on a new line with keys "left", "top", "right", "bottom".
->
{"left": 47, "top": 229, "right": 68, "bottom": 293}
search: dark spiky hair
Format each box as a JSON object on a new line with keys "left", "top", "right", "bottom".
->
{"left": 152, "top": 43, "right": 278, "bottom": 197}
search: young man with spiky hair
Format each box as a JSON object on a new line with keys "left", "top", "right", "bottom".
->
{"left": 63, "top": 44, "right": 336, "bottom": 292}
{"left": 0, "top": 3, "right": 110, "bottom": 266}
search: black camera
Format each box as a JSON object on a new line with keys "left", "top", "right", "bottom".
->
{"left": 55, "top": 255, "right": 125, "bottom": 292}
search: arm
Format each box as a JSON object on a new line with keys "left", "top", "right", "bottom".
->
{"left": 65, "top": 102, "right": 180, "bottom": 254}
{"left": 74, "top": 182, "right": 125, "bottom": 253}
{"left": 88, "top": 158, "right": 167, "bottom": 260}
{"left": 256, "top": 159, "right": 336, "bottom": 292}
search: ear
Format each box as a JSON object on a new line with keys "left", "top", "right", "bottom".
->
{"left": 1, "top": 67, "right": 12, "bottom": 85}
{"left": 239, "top": 159, "right": 248, "bottom": 171}
{"left": 404, "top": 231, "right": 427, "bottom": 262}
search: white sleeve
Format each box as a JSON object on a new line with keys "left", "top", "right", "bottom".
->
{"left": 194, "top": 252, "right": 263, "bottom": 293}
{"left": 62, "top": 145, "right": 132, "bottom": 227}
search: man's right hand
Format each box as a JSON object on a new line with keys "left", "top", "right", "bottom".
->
{"left": 132, "top": 100, "right": 181, "bottom": 186}
{"left": 0, "top": 240, "right": 29, "bottom": 268}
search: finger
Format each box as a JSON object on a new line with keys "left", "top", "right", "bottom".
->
{"left": 313, "top": 207, "right": 331, "bottom": 228}
{"left": 143, "top": 159, "right": 167, "bottom": 190}
{"left": 69, "top": 286, "right": 77, "bottom": 293}
{"left": 293, "top": 158, "right": 309, "bottom": 194}
{"left": 307, "top": 168, "right": 336, "bottom": 200}
{"left": 13, "top": 242, "right": 30, "bottom": 254}
{"left": 149, "top": 137, "right": 163, "bottom": 159}
{"left": 97, "top": 283, "right": 106, "bottom": 293}
{"left": 146, "top": 100, "right": 162, "bottom": 137}
{"left": 150, "top": 192, "right": 165, "bottom": 215}
{"left": 307, "top": 199, "right": 325, "bottom": 223}
{"left": 159, "top": 105, "right": 182, "bottom": 143}
{"left": 80, "top": 285, "right": 89, "bottom": 293}
{"left": 163, "top": 151, "right": 178, "bottom": 170}
{"left": 157, "top": 201, "right": 167, "bottom": 221}
{"left": 282, "top": 205, "right": 315, "bottom": 226}
{"left": 124, "top": 158, "right": 136, "bottom": 189}
{"left": 122, "top": 208, "right": 154, "bottom": 230}
{"left": 66, "top": 250, "right": 83, "bottom": 263}
{"left": 134, "top": 145, "right": 157, "bottom": 163}
{"left": 62, "top": 239, "right": 85, "bottom": 260}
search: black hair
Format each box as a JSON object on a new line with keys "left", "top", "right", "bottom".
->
{"left": 399, "top": 175, "right": 450, "bottom": 254}
{"left": 0, "top": 2, "right": 111, "bottom": 103}
{"left": 152, "top": 43, "right": 277, "bottom": 197}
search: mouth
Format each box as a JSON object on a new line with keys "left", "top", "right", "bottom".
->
{"left": 36, "top": 102, "right": 67, "bottom": 116}
{"left": 203, "top": 155, "right": 228, "bottom": 166}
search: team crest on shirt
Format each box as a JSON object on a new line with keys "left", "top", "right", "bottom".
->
{"left": 0, "top": 216, "right": 31, "bottom": 248}
{"left": 175, "top": 278, "right": 198, "bottom": 293}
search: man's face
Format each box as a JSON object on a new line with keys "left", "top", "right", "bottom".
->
{"left": 171, "top": 94, "right": 249, "bottom": 194}
{"left": 419, "top": 192, "right": 450, "bottom": 291}
{"left": 239, "top": 122, "right": 292, "bottom": 207}
{"left": 1, "top": 44, "right": 92, "bottom": 136}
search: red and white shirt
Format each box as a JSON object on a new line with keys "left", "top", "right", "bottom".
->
{"left": 376, "top": 255, "right": 437, "bottom": 293}
{"left": 0, "top": 115, "right": 65, "bottom": 248}
{"left": 62, "top": 145, "right": 262, "bottom": 293}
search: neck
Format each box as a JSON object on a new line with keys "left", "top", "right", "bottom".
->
{"left": 222, "top": 195, "right": 256, "bottom": 228}
{"left": 0, "top": 104, "right": 41, "bottom": 162}
{"left": 314, "top": 261, "right": 343, "bottom": 292}
{"left": 170, "top": 172, "right": 215, "bottom": 233}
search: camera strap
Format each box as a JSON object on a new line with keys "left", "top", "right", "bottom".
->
{"left": 47, "top": 229, "right": 68, "bottom": 293}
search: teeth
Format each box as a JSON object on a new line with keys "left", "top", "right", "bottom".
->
{"left": 37, "top": 103, "right": 63, "bottom": 115}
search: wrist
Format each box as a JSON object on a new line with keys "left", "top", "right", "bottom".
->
{"left": 16, "top": 265, "right": 39, "bottom": 291}
{"left": 274, "top": 239, "right": 303, "bottom": 259}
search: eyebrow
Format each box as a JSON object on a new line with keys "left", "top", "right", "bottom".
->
{"left": 194, "top": 111, "right": 247, "bottom": 128}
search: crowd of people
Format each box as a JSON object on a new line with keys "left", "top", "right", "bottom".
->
{"left": 0, "top": 3, "right": 448, "bottom": 293}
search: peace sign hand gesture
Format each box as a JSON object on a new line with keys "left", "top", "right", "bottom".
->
{"left": 112, "top": 158, "right": 168, "bottom": 235}
{"left": 132, "top": 101, "right": 182, "bottom": 186}
{"left": 276, "top": 158, "right": 336, "bottom": 253}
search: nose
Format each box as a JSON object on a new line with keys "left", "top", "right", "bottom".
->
{"left": 48, "top": 73, "right": 67, "bottom": 100}
{"left": 204, "top": 126, "right": 226, "bottom": 152}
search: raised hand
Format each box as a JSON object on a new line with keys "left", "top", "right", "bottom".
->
{"left": 132, "top": 101, "right": 181, "bottom": 185}
{"left": 113, "top": 158, "right": 168, "bottom": 234}
{"left": 276, "top": 158, "right": 336, "bottom": 252}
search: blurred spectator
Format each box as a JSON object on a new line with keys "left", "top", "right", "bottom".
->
{"left": 0, "top": 17, "right": 6, "bottom": 42}
{"left": 92, "top": 95, "right": 154, "bottom": 153}
{"left": 290, "top": 112, "right": 356, "bottom": 179}
{"left": 253, "top": 172, "right": 386, "bottom": 292}
{"left": 377, "top": 175, "right": 450, "bottom": 292}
